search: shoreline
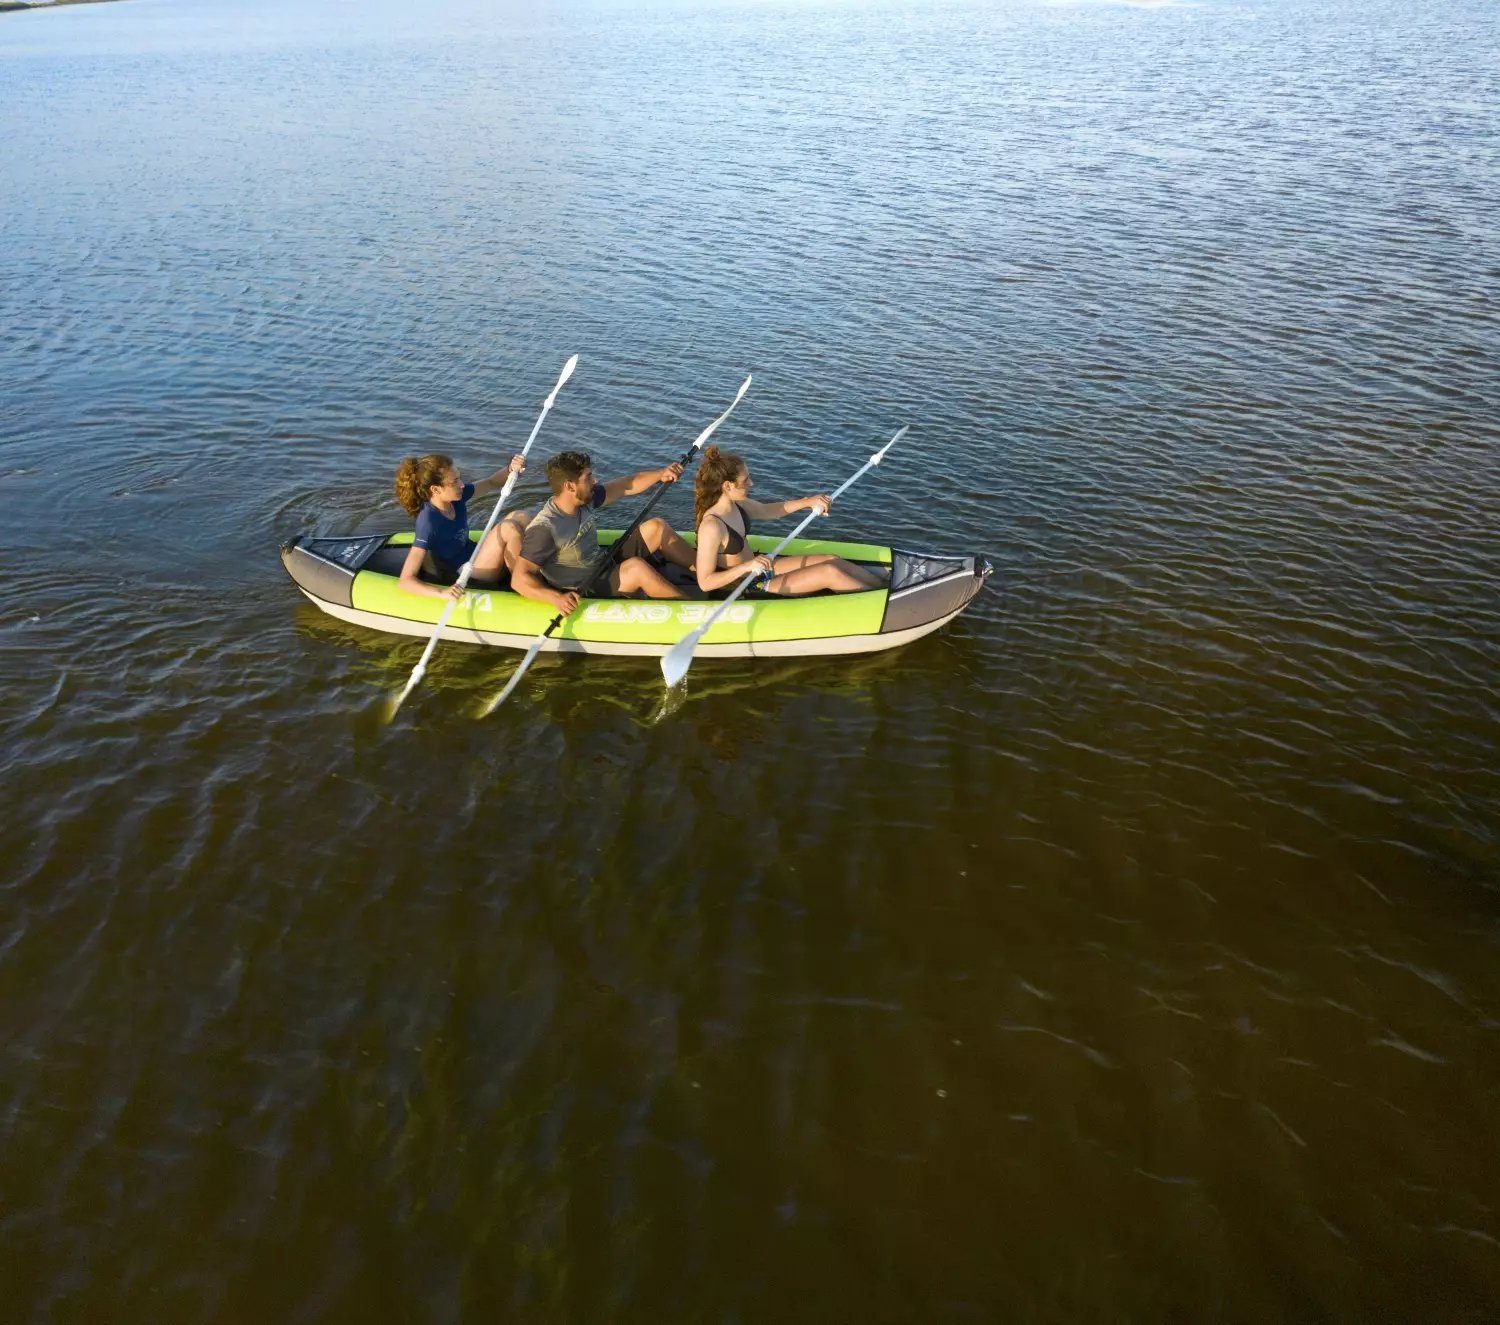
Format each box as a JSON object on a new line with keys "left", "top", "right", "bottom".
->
{"left": 1, "top": 0, "right": 123, "bottom": 12}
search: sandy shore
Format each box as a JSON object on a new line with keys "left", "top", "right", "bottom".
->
{"left": 1, "top": 0, "right": 123, "bottom": 12}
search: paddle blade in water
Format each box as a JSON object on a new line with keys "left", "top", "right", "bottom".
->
{"left": 381, "top": 666, "right": 425, "bottom": 724}
{"left": 477, "top": 638, "right": 545, "bottom": 717}
{"left": 659, "top": 628, "right": 704, "bottom": 688}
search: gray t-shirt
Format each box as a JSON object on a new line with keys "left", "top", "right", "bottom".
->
{"left": 520, "top": 483, "right": 609, "bottom": 590}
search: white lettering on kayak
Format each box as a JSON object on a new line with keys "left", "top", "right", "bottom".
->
{"left": 580, "top": 603, "right": 755, "bottom": 626}
{"left": 676, "top": 603, "right": 753, "bottom": 625}
{"left": 582, "top": 603, "right": 673, "bottom": 625}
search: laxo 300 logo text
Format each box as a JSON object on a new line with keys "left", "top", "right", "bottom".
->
{"left": 581, "top": 603, "right": 755, "bottom": 625}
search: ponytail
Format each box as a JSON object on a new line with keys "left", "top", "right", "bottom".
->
{"left": 394, "top": 453, "right": 454, "bottom": 517}
{"left": 694, "top": 445, "right": 745, "bottom": 530}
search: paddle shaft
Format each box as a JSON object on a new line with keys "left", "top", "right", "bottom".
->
{"left": 390, "top": 354, "right": 577, "bottom": 709}
{"left": 659, "top": 424, "right": 908, "bottom": 687}
{"left": 538, "top": 438, "right": 704, "bottom": 638}
{"left": 478, "top": 375, "right": 752, "bottom": 716}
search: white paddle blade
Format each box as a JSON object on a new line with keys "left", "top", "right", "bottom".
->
{"left": 545, "top": 354, "right": 579, "bottom": 405}
{"left": 872, "top": 424, "right": 909, "bottom": 465}
{"left": 478, "top": 638, "right": 545, "bottom": 716}
{"left": 384, "top": 594, "right": 460, "bottom": 717}
{"left": 689, "top": 374, "right": 752, "bottom": 451}
{"left": 381, "top": 663, "right": 424, "bottom": 723}
{"left": 659, "top": 626, "right": 707, "bottom": 688}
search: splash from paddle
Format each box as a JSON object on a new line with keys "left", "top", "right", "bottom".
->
{"left": 659, "top": 424, "right": 908, "bottom": 690}
{"left": 381, "top": 353, "right": 578, "bottom": 723}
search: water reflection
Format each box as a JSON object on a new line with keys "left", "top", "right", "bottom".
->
{"left": 5, "top": 0, "right": 1500, "bottom": 1314}
{"left": 292, "top": 598, "right": 968, "bottom": 725}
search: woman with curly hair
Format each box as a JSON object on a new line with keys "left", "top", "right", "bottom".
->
{"left": 392, "top": 451, "right": 530, "bottom": 601}
{"left": 692, "top": 446, "right": 886, "bottom": 596}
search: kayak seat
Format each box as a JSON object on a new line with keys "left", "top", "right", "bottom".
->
{"left": 361, "top": 543, "right": 512, "bottom": 589}
{"left": 361, "top": 542, "right": 851, "bottom": 599}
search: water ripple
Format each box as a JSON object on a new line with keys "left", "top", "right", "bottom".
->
{"left": 3, "top": 0, "right": 1500, "bottom": 1316}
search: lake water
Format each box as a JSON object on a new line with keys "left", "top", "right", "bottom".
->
{"left": 2, "top": 0, "right": 1498, "bottom": 1317}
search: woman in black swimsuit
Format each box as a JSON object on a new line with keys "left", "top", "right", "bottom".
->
{"left": 692, "top": 446, "right": 887, "bottom": 596}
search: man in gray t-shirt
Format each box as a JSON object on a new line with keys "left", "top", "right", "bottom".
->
{"left": 514, "top": 450, "right": 698, "bottom": 615}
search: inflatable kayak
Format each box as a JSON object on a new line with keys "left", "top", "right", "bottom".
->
{"left": 281, "top": 529, "right": 991, "bottom": 660}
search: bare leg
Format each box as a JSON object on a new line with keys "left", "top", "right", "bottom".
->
{"left": 765, "top": 556, "right": 884, "bottom": 595}
{"left": 469, "top": 511, "right": 530, "bottom": 582}
{"left": 638, "top": 517, "right": 697, "bottom": 570}
{"left": 499, "top": 511, "right": 530, "bottom": 573}
{"left": 766, "top": 554, "right": 885, "bottom": 593}
{"left": 609, "top": 556, "right": 688, "bottom": 599}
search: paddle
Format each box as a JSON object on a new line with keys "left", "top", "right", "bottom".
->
{"left": 382, "top": 353, "right": 578, "bottom": 722}
{"left": 477, "top": 374, "right": 753, "bottom": 717}
{"left": 659, "top": 424, "right": 908, "bottom": 689}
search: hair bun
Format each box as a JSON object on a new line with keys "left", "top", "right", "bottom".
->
{"left": 703, "top": 445, "right": 721, "bottom": 461}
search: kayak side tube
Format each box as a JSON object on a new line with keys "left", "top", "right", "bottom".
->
{"left": 279, "top": 535, "right": 389, "bottom": 609}
{"left": 281, "top": 532, "right": 990, "bottom": 658}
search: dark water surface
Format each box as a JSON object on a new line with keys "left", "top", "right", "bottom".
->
{"left": 4, "top": 0, "right": 1499, "bottom": 1317}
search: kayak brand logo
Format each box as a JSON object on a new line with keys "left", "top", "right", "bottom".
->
{"left": 678, "top": 603, "right": 753, "bottom": 625}
{"left": 581, "top": 603, "right": 754, "bottom": 626}
{"left": 582, "top": 603, "right": 672, "bottom": 625}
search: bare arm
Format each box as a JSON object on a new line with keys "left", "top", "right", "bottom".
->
{"left": 740, "top": 494, "right": 831, "bottom": 520}
{"left": 512, "top": 556, "right": 580, "bottom": 616}
{"left": 471, "top": 454, "right": 527, "bottom": 501}
{"left": 600, "top": 461, "right": 684, "bottom": 507}
{"left": 694, "top": 518, "right": 773, "bottom": 593}
{"left": 397, "top": 544, "right": 464, "bottom": 601}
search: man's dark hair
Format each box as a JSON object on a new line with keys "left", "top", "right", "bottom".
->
{"left": 546, "top": 450, "right": 592, "bottom": 496}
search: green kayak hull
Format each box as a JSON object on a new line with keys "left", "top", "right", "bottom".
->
{"left": 282, "top": 529, "right": 990, "bottom": 659}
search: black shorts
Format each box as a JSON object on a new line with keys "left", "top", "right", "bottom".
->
{"left": 540, "top": 529, "right": 654, "bottom": 594}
